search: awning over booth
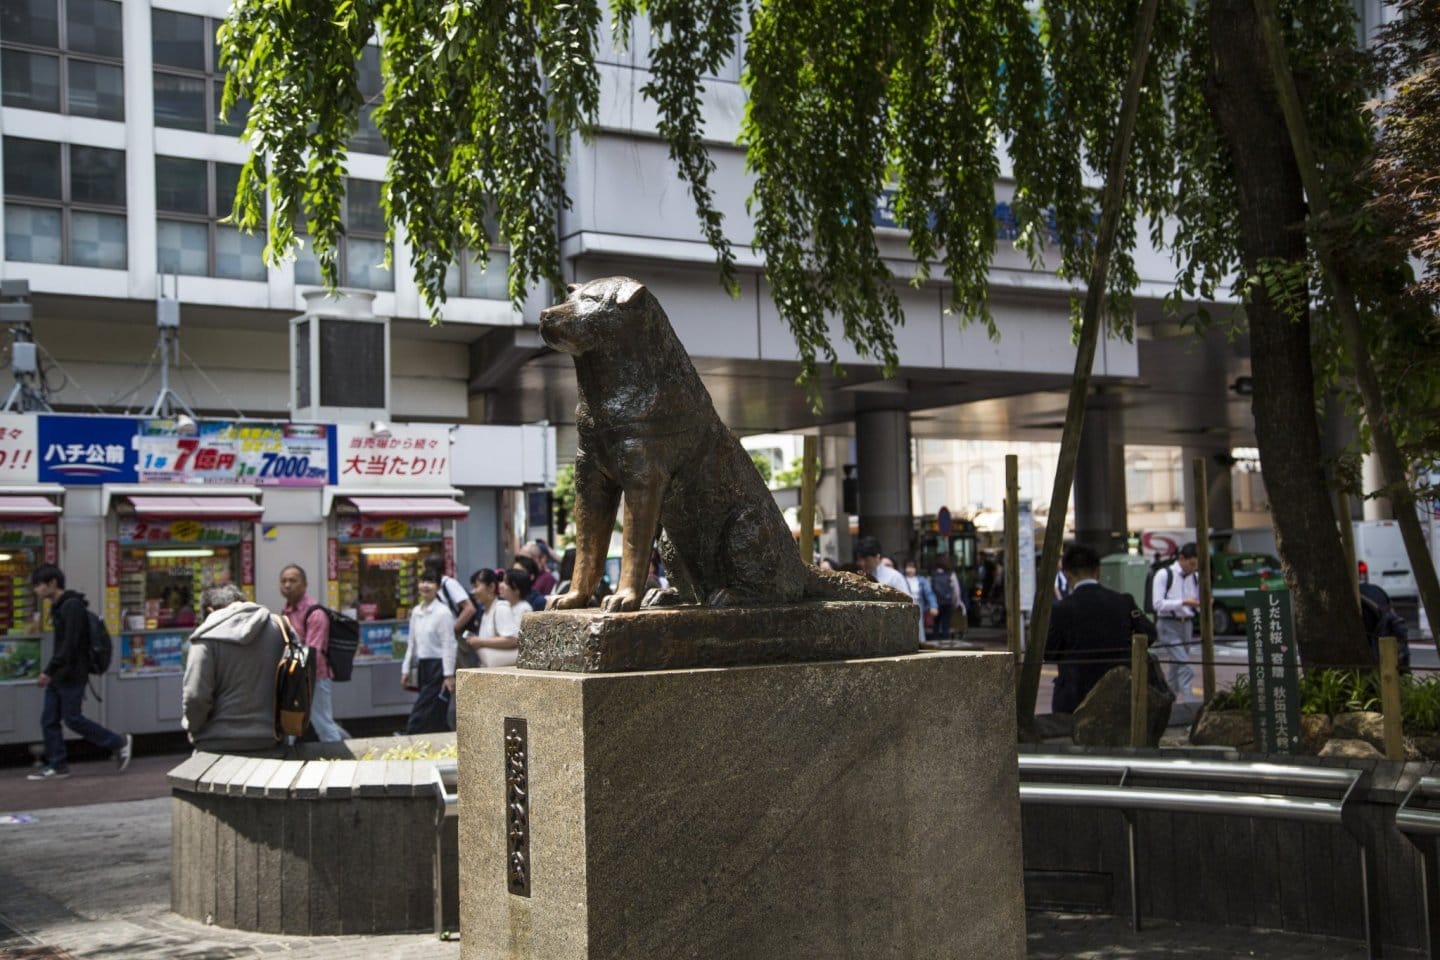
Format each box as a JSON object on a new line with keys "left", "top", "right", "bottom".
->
{"left": 342, "top": 496, "right": 470, "bottom": 519}
{"left": 125, "top": 495, "right": 264, "bottom": 519}
{"left": 0, "top": 495, "right": 62, "bottom": 519}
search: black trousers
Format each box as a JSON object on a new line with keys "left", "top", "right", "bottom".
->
{"left": 405, "top": 658, "right": 450, "bottom": 734}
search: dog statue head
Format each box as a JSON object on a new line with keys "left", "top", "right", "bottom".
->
{"left": 539, "top": 277, "right": 650, "bottom": 357}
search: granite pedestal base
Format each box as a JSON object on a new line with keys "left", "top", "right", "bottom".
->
{"left": 457, "top": 651, "right": 1024, "bottom": 960}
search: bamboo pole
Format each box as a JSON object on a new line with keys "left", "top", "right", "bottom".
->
{"left": 1005, "top": 455, "right": 1022, "bottom": 661}
{"left": 1254, "top": 0, "right": 1440, "bottom": 660}
{"left": 1379, "top": 635, "right": 1404, "bottom": 761}
{"left": 799, "top": 435, "right": 818, "bottom": 566}
{"left": 1131, "top": 632, "right": 1148, "bottom": 748}
{"left": 1193, "top": 457, "right": 1216, "bottom": 705}
{"left": 1016, "top": 0, "right": 1164, "bottom": 726}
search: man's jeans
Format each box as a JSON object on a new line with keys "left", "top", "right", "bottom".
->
{"left": 309, "top": 677, "right": 350, "bottom": 742}
{"left": 1158, "top": 617, "right": 1195, "bottom": 703}
{"left": 42, "top": 681, "right": 123, "bottom": 770}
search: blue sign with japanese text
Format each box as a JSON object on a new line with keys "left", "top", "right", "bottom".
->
{"left": 38, "top": 415, "right": 139, "bottom": 484}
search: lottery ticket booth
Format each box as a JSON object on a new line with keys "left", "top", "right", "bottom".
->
{"left": 0, "top": 485, "right": 63, "bottom": 746}
{"left": 102, "top": 485, "right": 262, "bottom": 737}
{"left": 321, "top": 486, "right": 468, "bottom": 713}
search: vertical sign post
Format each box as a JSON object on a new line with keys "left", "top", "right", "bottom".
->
{"left": 1245, "top": 588, "right": 1302, "bottom": 755}
{"left": 1004, "top": 456, "right": 1021, "bottom": 660}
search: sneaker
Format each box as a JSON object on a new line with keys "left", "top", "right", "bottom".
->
{"left": 115, "top": 734, "right": 133, "bottom": 773}
{"left": 26, "top": 766, "right": 70, "bottom": 781}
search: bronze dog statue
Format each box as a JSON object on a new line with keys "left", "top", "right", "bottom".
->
{"left": 539, "top": 276, "right": 906, "bottom": 612}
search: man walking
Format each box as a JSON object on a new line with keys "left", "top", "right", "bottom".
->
{"left": 28, "top": 564, "right": 131, "bottom": 780}
{"left": 1045, "top": 544, "right": 1158, "bottom": 713}
{"left": 1152, "top": 542, "right": 1202, "bottom": 704}
{"left": 279, "top": 564, "right": 349, "bottom": 742}
{"left": 183, "top": 583, "right": 287, "bottom": 754}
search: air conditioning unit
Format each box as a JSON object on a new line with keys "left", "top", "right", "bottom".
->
{"left": 290, "top": 290, "right": 390, "bottom": 423}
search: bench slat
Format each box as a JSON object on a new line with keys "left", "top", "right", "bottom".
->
{"left": 291, "top": 761, "right": 328, "bottom": 799}
{"left": 1019, "top": 784, "right": 1344, "bottom": 825}
{"left": 322, "top": 760, "right": 358, "bottom": 799}
{"left": 263, "top": 760, "right": 305, "bottom": 798}
{"left": 167, "top": 752, "right": 222, "bottom": 792}
{"left": 203, "top": 754, "right": 249, "bottom": 794}
{"left": 225, "top": 757, "right": 264, "bottom": 796}
{"left": 355, "top": 759, "right": 388, "bottom": 798}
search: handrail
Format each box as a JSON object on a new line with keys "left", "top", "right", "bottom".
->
{"left": 1018, "top": 754, "right": 1360, "bottom": 787}
{"left": 1397, "top": 777, "right": 1440, "bottom": 836}
{"left": 432, "top": 760, "right": 460, "bottom": 941}
{"left": 1021, "top": 783, "right": 1343, "bottom": 824}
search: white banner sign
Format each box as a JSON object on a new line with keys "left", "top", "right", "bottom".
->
{"left": 0, "top": 414, "right": 38, "bottom": 483}
{"left": 334, "top": 423, "right": 451, "bottom": 487}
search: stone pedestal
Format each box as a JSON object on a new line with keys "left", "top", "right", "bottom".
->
{"left": 457, "top": 651, "right": 1025, "bottom": 960}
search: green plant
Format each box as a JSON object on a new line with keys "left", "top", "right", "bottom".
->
{"left": 1299, "top": 668, "right": 1351, "bottom": 716}
{"left": 1343, "top": 670, "right": 1381, "bottom": 713}
{"left": 1208, "top": 675, "right": 1251, "bottom": 711}
{"left": 1401, "top": 674, "right": 1440, "bottom": 734}
{"left": 356, "top": 740, "right": 458, "bottom": 761}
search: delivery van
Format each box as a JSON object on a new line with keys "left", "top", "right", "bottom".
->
{"left": 1354, "top": 520, "right": 1417, "bottom": 601}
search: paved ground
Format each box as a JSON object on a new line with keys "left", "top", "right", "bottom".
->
{"left": 0, "top": 761, "right": 1412, "bottom": 960}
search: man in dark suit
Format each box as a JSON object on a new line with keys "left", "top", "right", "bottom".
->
{"left": 1045, "top": 543, "right": 1158, "bottom": 714}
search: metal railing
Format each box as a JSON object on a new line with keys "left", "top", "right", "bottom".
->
{"left": 1018, "top": 754, "right": 1378, "bottom": 959}
{"left": 433, "top": 759, "right": 460, "bottom": 941}
{"left": 1397, "top": 776, "right": 1440, "bottom": 959}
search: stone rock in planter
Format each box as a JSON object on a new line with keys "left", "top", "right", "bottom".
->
{"left": 1317, "top": 737, "right": 1384, "bottom": 760}
{"left": 1190, "top": 707, "right": 1253, "bottom": 748}
{"left": 1413, "top": 735, "right": 1440, "bottom": 761}
{"left": 1300, "top": 714, "right": 1333, "bottom": 755}
{"left": 1333, "top": 711, "right": 1386, "bottom": 748}
{"left": 1072, "top": 666, "right": 1174, "bottom": 748}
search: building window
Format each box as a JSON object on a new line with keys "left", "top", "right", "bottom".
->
{"left": 351, "top": 45, "right": 385, "bottom": 155}
{"left": 444, "top": 249, "right": 510, "bottom": 301}
{"left": 151, "top": 8, "right": 249, "bottom": 135}
{"left": 1, "top": 0, "right": 124, "bottom": 120}
{"left": 295, "top": 179, "right": 392, "bottom": 291}
{"left": 3, "top": 136, "right": 126, "bottom": 268}
{"left": 155, "top": 157, "right": 266, "bottom": 281}
{"left": 967, "top": 465, "right": 993, "bottom": 510}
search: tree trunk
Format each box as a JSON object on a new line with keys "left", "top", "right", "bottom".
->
{"left": 1204, "top": 0, "right": 1370, "bottom": 667}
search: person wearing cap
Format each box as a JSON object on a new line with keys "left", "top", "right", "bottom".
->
{"left": 855, "top": 536, "right": 923, "bottom": 643}
{"left": 1152, "top": 542, "right": 1202, "bottom": 703}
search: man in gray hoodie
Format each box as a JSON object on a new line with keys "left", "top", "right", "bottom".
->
{"left": 183, "top": 583, "right": 285, "bottom": 754}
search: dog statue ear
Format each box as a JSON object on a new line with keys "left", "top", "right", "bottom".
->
{"left": 615, "top": 280, "right": 647, "bottom": 306}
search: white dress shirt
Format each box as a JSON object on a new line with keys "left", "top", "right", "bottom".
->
{"left": 403, "top": 597, "right": 457, "bottom": 677}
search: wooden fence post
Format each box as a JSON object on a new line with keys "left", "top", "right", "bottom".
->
{"left": 798, "top": 435, "right": 818, "bottom": 566}
{"left": 1379, "top": 635, "right": 1405, "bottom": 761}
{"left": 1193, "top": 457, "right": 1215, "bottom": 705}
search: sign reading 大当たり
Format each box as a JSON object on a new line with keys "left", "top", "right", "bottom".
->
{"left": 1245, "top": 588, "right": 1301, "bottom": 755}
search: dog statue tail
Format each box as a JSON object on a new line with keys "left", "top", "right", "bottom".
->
{"left": 802, "top": 567, "right": 913, "bottom": 603}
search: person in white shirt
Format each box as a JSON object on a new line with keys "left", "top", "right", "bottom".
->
{"left": 855, "top": 536, "right": 923, "bottom": 643}
{"left": 402, "top": 571, "right": 456, "bottom": 734}
{"left": 1152, "top": 542, "right": 1202, "bottom": 703}
{"left": 464, "top": 568, "right": 533, "bottom": 668}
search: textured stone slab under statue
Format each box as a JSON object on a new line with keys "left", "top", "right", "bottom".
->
{"left": 457, "top": 277, "right": 1025, "bottom": 960}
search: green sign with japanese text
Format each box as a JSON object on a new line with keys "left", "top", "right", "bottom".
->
{"left": 1245, "top": 588, "right": 1302, "bottom": 754}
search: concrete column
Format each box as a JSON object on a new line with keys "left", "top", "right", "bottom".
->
{"left": 1321, "top": 388, "right": 1361, "bottom": 523}
{"left": 855, "top": 408, "right": 913, "bottom": 562}
{"left": 1362, "top": 451, "right": 1391, "bottom": 520}
{"left": 817, "top": 436, "right": 853, "bottom": 566}
{"left": 1182, "top": 447, "right": 1235, "bottom": 532}
{"left": 1073, "top": 400, "right": 1127, "bottom": 554}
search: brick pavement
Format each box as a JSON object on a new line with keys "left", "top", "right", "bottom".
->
{"left": 0, "top": 791, "right": 1411, "bottom": 959}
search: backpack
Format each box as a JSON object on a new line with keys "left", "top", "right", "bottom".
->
{"left": 303, "top": 605, "right": 360, "bottom": 682}
{"left": 440, "top": 576, "right": 476, "bottom": 622}
{"left": 1142, "top": 565, "right": 1174, "bottom": 616}
{"left": 85, "top": 610, "right": 113, "bottom": 675}
{"left": 930, "top": 571, "right": 955, "bottom": 606}
{"left": 273, "top": 615, "right": 316, "bottom": 742}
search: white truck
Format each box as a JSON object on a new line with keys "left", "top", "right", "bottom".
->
{"left": 1353, "top": 519, "right": 1418, "bottom": 602}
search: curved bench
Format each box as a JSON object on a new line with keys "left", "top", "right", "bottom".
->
{"left": 167, "top": 736, "right": 459, "bottom": 936}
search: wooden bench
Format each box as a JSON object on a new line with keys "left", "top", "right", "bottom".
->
{"left": 168, "top": 742, "right": 459, "bottom": 936}
{"left": 1019, "top": 754, "right": 1377, "bottom": 959}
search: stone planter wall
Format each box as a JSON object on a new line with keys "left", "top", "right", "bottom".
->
{"left": 168, "top": 736, "right": 459, "bottom": 936}
{"left": 1019, "top": 745, "right": 1434, "bottom": 950}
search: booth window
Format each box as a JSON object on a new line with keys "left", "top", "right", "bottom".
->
{"left": 1, "top": 0, "right": 124, "bottom": 120}
{"left": 119, "top": 544, "right": 238, "bottom": 631}
{"left": 3, "top": 136, "right": 127, "bottom": 268}
{"left": 335, "top": 542, "right": 443, "bottom": 622}
{"left": 155, "top": 157, "right": 266, "bottom": 281}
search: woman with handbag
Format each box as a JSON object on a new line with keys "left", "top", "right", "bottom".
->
{"left": 464, "top": 568, "right": 532, "bottom": 668}
{"left": 401, "top": 571, "right": 455, "bottom": 734}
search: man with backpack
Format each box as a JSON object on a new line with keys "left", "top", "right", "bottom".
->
{"left": 279, "top": 563, "right": 349, "bottom": 742}
{"left": 1150, "top": 542, "right": 1202, "bottom": 704}
{"left": 182, "top": 583, "right": 289, "bottom": 754}
{"left": 930, "top": 561, "right": 963, "bottom": 641}
{"left": 28, "top": 564, "right": 131, "bottom": 781}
